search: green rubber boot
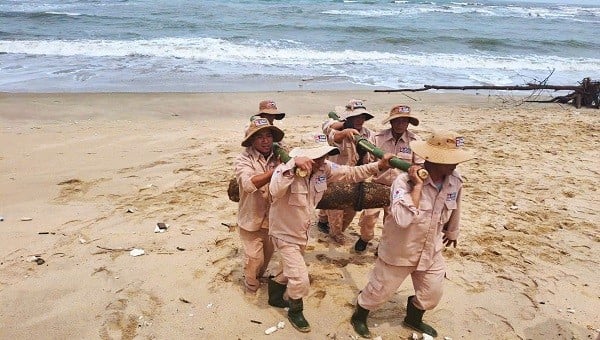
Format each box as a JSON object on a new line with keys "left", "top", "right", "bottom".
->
{"left": 403, "top": 295, "right": 438, "bottom": 337}
{"left": 350, "top": 303, "right": 371, "bottom": 338}
{"left": 288, "top": 298, "right": 310, "bottom": 333}
{"left": 267, "top": 278, "right": 288, "bottom": 308}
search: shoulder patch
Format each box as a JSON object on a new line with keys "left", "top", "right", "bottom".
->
{"left": 392, "top": 188, "right": 406, "bottom": 202}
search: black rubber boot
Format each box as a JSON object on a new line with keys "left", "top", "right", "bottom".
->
{"left": 350, "top": 303, "right": 371, "bottom": 338}
{"left": 267, "top": 279, "right": 288, "bottom": 308}
{"left": 317, "top": 221, "right": 330, "bottom": 234}
{"left": 403, "top": 295, "right": 438, "bottom": 337}
{"left": 354, "top": 237, "right": 368, "bottom": 252}
{"left": 288, "top": 298, "right": 310, "bottom": 332}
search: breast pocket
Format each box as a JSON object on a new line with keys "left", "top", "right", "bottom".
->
{"left": 314, "top": 182, "right": 327, "bottom": 206}
{"left": 440, "top": 200, "right": 457, "bottom": 224}
{"left": 289, "top": 182, "right": 309, "bottom": 207}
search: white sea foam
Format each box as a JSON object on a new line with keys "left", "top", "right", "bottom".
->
{"left": 1, "top": 38, "right": 598, "bottom": 74}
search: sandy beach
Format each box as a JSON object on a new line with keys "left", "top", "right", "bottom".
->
{"left": 0, "top": 91, "right": 598, "bottom": 340}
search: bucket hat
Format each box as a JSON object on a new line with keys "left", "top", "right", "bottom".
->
{"left": 258, "top": 100, "right": 285, "bottom": 120}
{"left": 410, "top": 130, "right": 474, "bottom": 164}
{"left": 241, "top": 117, "right": 284, "bottom": 147}
{"left": 381, "top": 105, "right": 419, "bottom": 126}
{"left": 289, "top": 132, "right": 339, "bottom": 159}
{"left": 339, "top": 99, "right": 374, "bottom": 121}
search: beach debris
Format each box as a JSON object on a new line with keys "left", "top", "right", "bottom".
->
{"left": 137, "top": 315, "right": 152, "bottom": 328}
{"left": 27, "top": 256, "right": 45, "bottom": 265}
{"left": 21, "top": 217, "right": 33, "bottom": 221}
{"left": 509, "top": 205, "right": 518, "bottom": 211}
{"left": 126, "top": 207, "right": 135, "bottom": 213}
{"left": 250, "top": 319, "right": 262, "bottom": 324}
{"left": 0, "top": 216, "right": 4, "bottom": 221}
{"left": 221, "top": 222, "right": 237, "bottom": 232}
{"left": 444, "top": 337, "right": 453, "bottom": 340}
{"left": 264, "top": 326, "right": 278, "bottom": 335}
{"left": 154, "top": 222, "right": 169, "bottom": 233}
{"left": 176, "top": 246, "right": 185, "bottom": 251}
{"left": 375, "top": 77, "right": 600, "bottom": 110}
{"left": 423, "top": 334, "right": 434, "bottom": 340}
{"left": 411, "top": 333, "right": 419, "bottom": 340}
{"left": 129, "top": 248, "right": 145, "bottom": 257}
{"left": 566, "top": 308, "right": 575, "bottom": 313}
{"left": 206, "top": 303, "right": 213, "bottom": 308}
{"left": 373, "top": 336, "right": 382, "bottom": 340}
{"left": 79, "top": 237, "right": 87, "bottom": 244}
{"left": 277, "top": 321, "right": 285, "bottom": 329}
{"left": 179, "top": 297, "right": 191, "bottom": 304}
{"left": 38, "top": 231, "right": 56, "bottom": 235}
{"left": 181, "top": 227, "right": 195, "bottom": 235}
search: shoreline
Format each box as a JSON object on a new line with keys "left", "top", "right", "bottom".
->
{"left": 0, "top": 91, "right": 598, "bottom": 339}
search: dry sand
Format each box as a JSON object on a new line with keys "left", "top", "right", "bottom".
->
{"left": 0, "top": 91, "right": 598, "bottom": 340}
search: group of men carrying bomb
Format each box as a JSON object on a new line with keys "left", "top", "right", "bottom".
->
{"left": 234, "top": 99, "right": 474, "bottom": 338}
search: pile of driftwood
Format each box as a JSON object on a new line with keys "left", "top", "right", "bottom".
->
{"left": 376, "top": 77, "right": 600, "bottom": 109}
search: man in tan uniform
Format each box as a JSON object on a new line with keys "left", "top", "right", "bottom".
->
{"left": 321, "top": 99, "right": 375, "bottom": 244}
{"left": 351, "top": 130, "right": 475, "bottom": 338}
{"left": 268, "top": 135, "right": 393, "bottom": 333}
{"left": 234, "top": 117, "right": 284, "bottom": 294}
{"left": 354, "top": 105, "right": 424, "bottom": 253}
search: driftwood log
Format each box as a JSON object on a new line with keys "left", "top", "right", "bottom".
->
{"left": 375, "top": 77, "right": 600, "bottom": 109}
{"left": 227, "top": 178, "right": 390, "bottom": 210}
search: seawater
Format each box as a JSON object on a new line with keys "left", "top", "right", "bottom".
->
{"left": 0, "top": 0, "right": 598, "bottom": 92}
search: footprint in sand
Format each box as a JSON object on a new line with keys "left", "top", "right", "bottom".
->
{"left": 55, "top": 178, "right": 109, "bottom": 202}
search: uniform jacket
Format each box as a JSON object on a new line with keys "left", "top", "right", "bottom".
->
{"left": 378, "top": 171, "right": 463, "bottom": 270}
{"left": 269, "top": 159, "right": 380, "bottom": 245}
{"left": 235, "top": 147, "right": 279, "bottom": 232}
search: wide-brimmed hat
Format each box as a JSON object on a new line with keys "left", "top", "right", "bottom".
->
{"left": 289, "top": 132, "right": 339, "bottom": 159}
{"left": 381, "top": 105, "right": 419, "bottom": 126}
{"left": 339, "top": 99, "right": 374, "bottom": 121}
{"left": 410, "top": 130, "right": 475, "bottom": 164}
{"left": 258, "top": 100, "right": 285, "bottom": 120}
{"left": 241, "top": 117, "right": 284, "bottom": 147}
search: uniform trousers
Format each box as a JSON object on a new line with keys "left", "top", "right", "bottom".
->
{"left": 238, "top": 227, "right": 273, "bottom": 292}
{"left": 270, "top": 237, "right": 309, "bottom": 300}
{"left": 357, "top": 252, "right": 445, "bottom": 311}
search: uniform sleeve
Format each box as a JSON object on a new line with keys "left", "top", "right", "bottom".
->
{"left": 322, "top": 118, "right": 335, "bottom": 136}
{"left": 234, "top": 152, "right": 258, "bottom": 194}
{"left": 388, "top": 174, "right": 422, "bottom": 228}
{"left": 443, "top": 188, "right": 461, "bottom": 240}
{"left": 269, "top": 158, "right": 296, "bottom": 201}
{"left": 326, "top": 161, "right": 378, "bottom": 183}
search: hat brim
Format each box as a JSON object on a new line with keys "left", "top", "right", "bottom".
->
{"left": 259, "top": 108, "right": 285, "bottom": 116}
{"left": 241, "top": 125, "right": 284, "bottom": 147}
{"left": 341, "top": 109, "right": 374, "bottom": 121}
{"left": 289, "top": 145, "right": 340, "bottom": 160}
{"left": 410, "top": 141, "right": 474, "bottom": 164}
{"left": 381, "top": 114, "right": 419, "bottom": 126}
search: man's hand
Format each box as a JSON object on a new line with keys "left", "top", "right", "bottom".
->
{"left": 334, "top": 128, "right": 359, "bottom": 143}
{"left": 408, "top": 165, "right": 424, "bottom": 186}
{"left": 443, "top": 235, "right": 457, "bottom": 248}
{"left": 294, "top": 156, "right": 314, "bottom": 174}
{"left": 377, "top": 153, "right": 394, "bottom": 171}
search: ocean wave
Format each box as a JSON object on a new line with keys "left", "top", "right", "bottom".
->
{"left": 1, "top": 38, "right": 598, "bottom": 74}
{"left": 0, "top": 10, "right": 105, "bottom": 20}
{"left": 321, "top": 3, "right": 599, "bottom": 21}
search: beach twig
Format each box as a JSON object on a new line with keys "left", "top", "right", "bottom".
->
{"left": 95, "top": 245, "right": 134, "bottom": 252}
